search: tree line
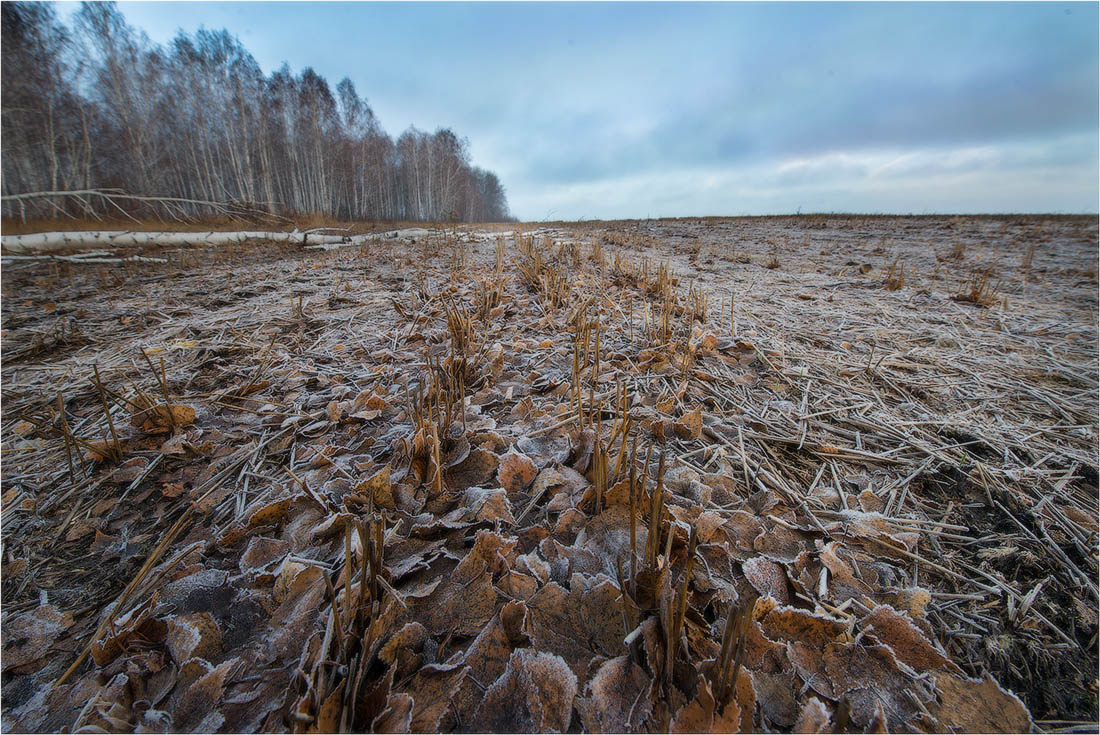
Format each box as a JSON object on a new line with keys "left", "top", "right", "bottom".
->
{"left": 1, "top": 2, "right": 511, "bottom": 222}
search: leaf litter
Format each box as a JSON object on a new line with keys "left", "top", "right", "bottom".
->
{"left": 1, "top": 216, "right": 1097, "bottom": 732}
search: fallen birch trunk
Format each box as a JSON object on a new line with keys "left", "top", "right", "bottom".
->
{"left": 1, "top": 253, "right": 169, "bottom": 264}
{"left": 0, "top": 230, "right": 349, "bottom": 254}
{"left": 303, "top": 228, "right": 445, "bottom": 250}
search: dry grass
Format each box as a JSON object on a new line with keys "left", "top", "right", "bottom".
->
{"left": 1, "top": 214, "right": 1096, "bottom": 732}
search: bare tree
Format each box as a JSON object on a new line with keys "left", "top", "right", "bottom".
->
{"left": 1, "top": 1, "right": 512, "bottom": 223}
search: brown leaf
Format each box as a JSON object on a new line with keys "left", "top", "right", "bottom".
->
{"left": 696, "top": 333, "right": 719, "bottom": 355}
{"left": 670, "top": 678, "right": 717, "bottom": 733}
{"left": 930, "top": 672, "right": 1031, "bottom": 733}
{"left": 793, "top": 696, "right": 832, "bottom": 733}
{"left": 824, "top": 641, "right": 929, "bottom": 729}
{"left": 824, "top": 510, "right": 919, "bottom": 554}
{"left": 165, "top": 612, "right": 222, "bottom": 663}
{"left": 1062, "top": 505, "right": 1099, "bottom": 535}
{"left": 356, "top": 465, "right": 394, "bottom": 509}
{"left": 544, "top": 465, "right": 592, "bottom": 513}
{"left": 498, "top": 450, "right": 538, "bottom": 493}
{"left": 861, "top": 605, "right": 956, "bottom": 673}
{"left": 743, "top": 556, "right": 790, "bottom": 604}
{"left": 674, "top": 407, "right": 703, "bottom": 440}
{"left": 404, "top": 664, "right": 469, "bottom": 733}
{"left": 574, "top": 506, "right": 649, "bottom": 580}
{"left": 325, "top": 399, "right": 342, "bottom": 423}
{"left": 447, "top": 448, "right": 500, "bottom": 490}
{"left": 552, "top": 507, "right": 587, "bottom": 538}
{"left": 2, "top": 604, "right": 73, "bottom": 672}
{"left": 762, "top": 605, "right": 847, "bottom": 699}
{"left": 527, "top": 575, "right": 624, "bottom": 678}
{"left": 717, "top": 511, "right": 766, "bottom": 557}
{"left": 379, "top": 623, "right": 428, "bottom": 679}
{"left": 473, "top": 648, "right": 578, "bottom": 733}
{"left": 138, "top": 404, "right": 197, "bottom": 435}
{"left": 245, "top": 497, "right": 292, "bottom": 530}
{"left": 372, "top": 692, "right": 413, "bottom": 733}
{"left": 752, "top": 669, "right": 801, "bottom": 728}
{"left": 173, "top": 657, "right": 238, "bottom": 732}
{"left": 161, "top": 481, "right": 186, "bottom": 498}
{"left": 498, "top": 570, "right": 539, "bottom": 601}
{"left": 819, "top": 541, "right": 873, "bottom": 601}
{"left": 575, "top": 656, "right": 652, "bottom": 733}
{"left": 314, "top": 680, "right": 345, "bottom": 733}
{"left": 2, "top": 558, "right": 27, "bottom": 578}
{"left": 455, "top": 529, "right": 519, "bottom": 579}
{"left": 412, "top": 562, "right": 502, "bottom": 637}
{"left": 111, "top": 456, "right": 148, "bottom": 484}
{"left": 83, "top": 438, "right": 122, "bottom": 463}
{"left": 447, "top": 607, "right": 525, "bottom": 727}
{"left": 239, "top": 535, "right": 289, "bottom": 574}
{"left": 64, "top": 519, "right": 97, "bottom": 543}
{"left": 753, "top": 524, "right": 810, "bottom": 563}
{"left": 91, "top": 594, "right": 163, "bottom": 667}
{"left": 268, "top": 565, "right": 326, "bottom": 661}
{"left": 571, "top": 429, "right": 597, "bottom": 474}
{"left": 762, "top": 605, "right": 846, "bottom": 647}
{"left": 464, "top": 486, "right": 516, "bottom": 524}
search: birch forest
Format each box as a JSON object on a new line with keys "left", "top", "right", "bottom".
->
{"left": 1, "top": 1, "right": 511, "bottom": 222}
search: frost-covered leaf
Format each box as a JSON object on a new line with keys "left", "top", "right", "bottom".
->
{"left": 743, "top": 556, "right": 790, "bottom": 604}
{"left": 498, "top": 450, "right": 538, "bottom": 493}
{"left": 527, "top": 575, "right": 624, "bottom": 678}
{"left": 861, "top": 605, "right": 957, "bottom": 673}
{"left": 473, "top": 649, "right": 578, "bottom": 733}
{"left": 575, "top": 656, "right": 652, "bottom": 733}
{"left": 930, "top": 673, "right": 1032, "bottom": 733}
{"left": 2, "top": 604, "right": 73, "bottom": 671}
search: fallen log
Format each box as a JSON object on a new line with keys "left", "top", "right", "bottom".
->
{"left": 0, "top": 229, "right": 348, "bottom": 254}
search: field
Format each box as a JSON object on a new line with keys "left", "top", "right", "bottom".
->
{"left": 2, "top": 214, "right": 1097, "bottom": 732}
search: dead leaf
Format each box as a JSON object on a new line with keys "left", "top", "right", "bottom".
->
{"left": 165, "top": 612, "right": 222, "bottom": 663}
{"left": 861, "top": 605, "right": 956, "bottom": 673}
{"left": 91, "top": 594, "right": 164, "bottom": 667}
{"left": 412, "top": 562, "right": 503, "bottom": 636}
{"left": 239, "top": 536, "right": 289, "bottom": 574}
{"left": 326, "top": 399, "right": 342, "bottom": 423}
{"left": 473, "top": 648, "right": 578, "bottom": 733}
{"left": 372, "top": 693, "right": 413, "bottom": 733}
{"left": 356, "top": 465, "right": 394, "bottom": 509}
{"left": 2, "top": 604, "right": 73, "bottom": 672}
{"left": 464, "top": 486, "right": 516, "bottom": 524}
{"left": 403, "top": 664, "right": 469, "bottom": 732}
{"left": 498, "top": 450, "right": 538, "bottom": 493}
{"left": 743, "top": 556, "right": 790, "bottom": 604}
{"left": 314, "top": 680, "right": 345, "bottom": 733}
{"left": 173, "top": 657, "right": 238, "bottom": 732}
{"left": 793, "top": 696, "right": 832, "bottom": 733}
{"left": 675, "top": 407, "right": 703, "bottom": 440}
{"left": 527, "top": 575, "right": 624, "bottom": 678}
{"left": 268, "top": 565, "right": 326, "bottom": 661}
{"left": 246, "top": 497, "right": 292, "bottom": 530}
{"left": 824, "top": 641, "right": 929, "bottom": 729}
{"left": 930, "top": 672, "right": 1031, "bottom": 733}
{"left": 447, "top": 448, "right": 500, "bottom": 490}
{"left": 447, "top": 606, "right": 527, "bottom": 726}
{"left": 83, "top": 438, "right": 122, "bottom": 463}
{"left": 575, "top": 655, "right": 652, "bottom": 733}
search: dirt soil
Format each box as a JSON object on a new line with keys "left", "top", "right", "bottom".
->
{"left": 2, "top": 214, "right": 1097, "bottom": 732}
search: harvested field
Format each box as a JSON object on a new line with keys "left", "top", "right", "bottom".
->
{"left": 1, "top": 214, "right": 1097, "bottom": 732}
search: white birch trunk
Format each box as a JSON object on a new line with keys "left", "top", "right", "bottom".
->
{"left": 1, "top": 230, "right": 349, "bottom": 254}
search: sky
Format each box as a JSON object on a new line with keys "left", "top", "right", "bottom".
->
{"left": 59, "top": 1, "right": 1099, "bottom": 220}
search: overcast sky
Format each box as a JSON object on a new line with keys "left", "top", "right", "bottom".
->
{"left": 63, "top": 1, "right": 1099, "bottom": 220}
